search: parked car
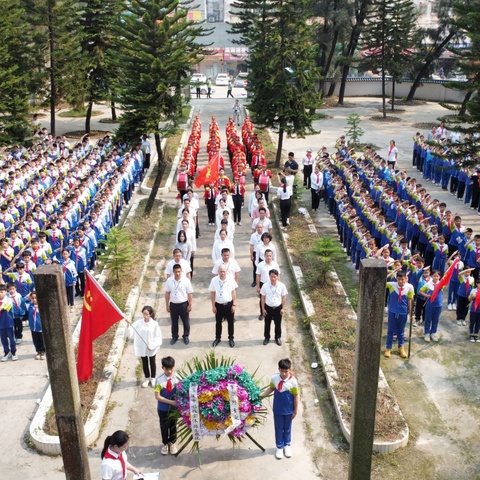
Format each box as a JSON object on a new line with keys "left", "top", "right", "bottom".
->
{"left": 233, "top": 72, "right": 248, "bottom": 88}
{"left": 215, "top": 73, "right": 230, "bottom": 86}
{"left": 190, "top": 73, "right": 207, "bottom": 84}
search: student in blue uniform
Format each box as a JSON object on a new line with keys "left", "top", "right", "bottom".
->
{"left": 260, "top": 358, "right": 299, "bottom": 460}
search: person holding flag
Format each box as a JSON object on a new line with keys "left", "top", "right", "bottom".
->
{"left": 468, "top": 278, "right": 480, "bottom": 342}
{"left": 419, "top": 257, "right": 459, "bottom": 342}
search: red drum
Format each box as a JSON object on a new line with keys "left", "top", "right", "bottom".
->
{"left": 239, "top": 175, "right": 246, "bottom": 185}
{"left": 259, "top": 174, "right": 269, "bottom": 192}
{"left": 177, "top": 172, "right": 188, "bottom": 191}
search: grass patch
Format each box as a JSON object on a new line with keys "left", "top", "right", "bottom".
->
{"left": 44, "top": 199, "right": 163, "bottom": 436}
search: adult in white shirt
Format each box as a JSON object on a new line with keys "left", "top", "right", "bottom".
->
{"left": 183, "top": 189, "right": 200, "bottom": 238}
{"left": 302, "top": 148, "right": 314, "bottom": 188}
{"left": 215, "top": 190, "right": 234, "bottom": 210}
{"left": 387, "top": 140, "right": 398, "bottom": 167}
{"left": 209, "top": 265, "right": 238, "bottom": 348}
{"left": 216, "top": 208, "right": 235, "bottom": 232}
{"left": 164, "top": 263, "right": 194, "bottom": 345}
{"left": 131, "top": 305, "right": 162, "bottom": 387}
{"left": 277, "top": 177, "right": 293, "bottom": 228}
{"left": 260, "top": 269, "right": 288, "bottom": 345}
{"left": 251, "top": 198, "right": 270, "bottom": 219}
{"left": 176, "top": 210, "right": 195, "bottom": 234}
{"left": 255, "top": 232, "right": 277, "bottom": 266}
{"left": 250, "top": 222, "right": 264, "bottom": 287}
{"left": 212, "top": 229, "right": 235, "bottom": 263}
{"left": 177, "top": 199, "right": 196, "bottom": 220}
{"left": 248, "top": 187, "right": 264, "bottom": 217}
{"left": 256, "top": 249, "right": 281, "bottom": 320}
{"left": 214, "top": 218, "right": 235, "bottom": 240}
{"left": 212, "top": 248, "right": 241, "bottom": 283}
{"left": 165, "top": 249, "right": 192, "bottom": 279}
{"left": 310, "top": 164, "right": 324, "bottom": 211}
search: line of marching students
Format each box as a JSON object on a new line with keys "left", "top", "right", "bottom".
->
{"left": 312, "top": 140, "right": 480, "bottom": 355}
{"left": 0, "top": 132, "right": 147, "bottom": 362}
{"left": 168, "top": 114, "right": 289, "bottom": 348}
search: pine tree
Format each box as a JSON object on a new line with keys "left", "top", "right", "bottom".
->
{"left": 0, "top": 0, "right": 42, "bottom": 144}
{"left": 100, "top": 226, "right": 135, "bottom": 282}
{"left": 109, "top": 0, "right": 208, "bottom": 215}
{"left": 360, "top": 0, "right": 418, "bottom": 117}
{"left": 230, "top": 0, "right": 320, "bottom": 167}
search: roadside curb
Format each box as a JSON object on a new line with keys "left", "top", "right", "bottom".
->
{"left": 29, "top": 201, "right": 164, "bottom": 455}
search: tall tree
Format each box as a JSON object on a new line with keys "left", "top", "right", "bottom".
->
{"left": 0, "top": 0, "right": 43, "bottom": 144}
{"left": 78, "top": 0, "right": 121, "bottom": 133}
{"left": 230, "top": 0, "right": 320, "bottom": 166}
{"left": 337, "top": 0, "right": 372, "bottom": 105}
{"left": 440, "top": 0, "right": 480, "bottom": 162}
{"left": 109, "top": 0, "right": 208, "bottom": 214}
{"left": 360, "top": 0, "right": 419, "bottom": 116}
{"left": 406, "top": 0, "right": 462, "bottom": 101}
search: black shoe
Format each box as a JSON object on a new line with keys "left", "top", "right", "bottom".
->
{"left": 251, "top": 282, "right": 256, "bottom": 288}
{"left": 263, "top": 338, "right": 269, "bottom": 345}
{"left": 170, "top": 337, "right": 178, "bottom": 345}
{"left": 258, "top": 314, "right": 263, "bottom": 321}
{"left": 229, "top": 340, "right": 235, "bottom": 348}
{"left": 212, "top": 339, "right": 220, "bottom": 347}
{"left": 184, "top": 337, "right": 189, "bottom": 345}
{"left": 275, "top": 338, "right": 282, "bottom": 346}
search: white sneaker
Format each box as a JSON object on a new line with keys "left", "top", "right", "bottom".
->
{"left": 141, "top": 379, "right": 149, "bottom": 388}
{"left": 1, "top": 353, "right": 11, "bottom": 362}
{"left": 284, "top": 445, "right": 292, "bottom": 458}
{"left": 424, "top": 334, "right": 431, "bottom": 342}
{"left": 447, "top": 304, "right": 452, "bottom": 311}
{"left": 462, "top": 320, "right": 467, "bottom": 326}
{"left": 457, "top": 320, "right": 462, "bottom": 326}
{"left": 150, "top": 378, "right": 155, "bottom": 387}
{"left": 275, "top": 448, "right": 284, "bottom": 459}
{"left": 431, "top": 333, "right": 439, "bottom": 342}
{"left": 35, "top": 354, "right": 41, "bottom": 360}
{"left": 161, "top": 444, "right": 169, "bottom": 455}
{"left": 16, "top": 338, "right": 22, "bottom": 345}
{"left": 169, "top": 443, "right": 178, "bottom": 454}
{"left": 453, "top": 304, "right": 457, "bottom": 311}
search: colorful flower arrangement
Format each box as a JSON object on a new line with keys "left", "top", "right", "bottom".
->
{"left": 174, "top": 352, "right": 267, "bottom": 450}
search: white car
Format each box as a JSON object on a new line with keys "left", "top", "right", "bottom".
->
{"left": 215, "top": 73, "right": 230, "bottom": 86}
{"left": 190, "top": 73, "right": 207, "bottom": 84}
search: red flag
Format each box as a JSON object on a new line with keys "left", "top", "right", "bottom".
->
{"left": 430, "top": 258, "right": 459, "bottom": 303}
{"left": 194, "top": 153, "right": 220, "bottom": 188}
{"left": 77, "top": 270, "right": 124, "bottom": 382}
{"left": 474, "top": 288, "right": 480, "bottom": 312}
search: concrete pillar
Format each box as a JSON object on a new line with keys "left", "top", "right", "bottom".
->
{"left": 348, "top": 258, "right": 387, "bottom": 480}
{"left": 34, "top": 264, "right": 91, "bottom": 480}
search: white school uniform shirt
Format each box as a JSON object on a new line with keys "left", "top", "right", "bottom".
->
{"left": 256, "top": 260, "right": 281, "bottom": 284}
{"left": 277, "top": 185, "right": 293, "bottom": 200}
{"left": 212, "top": 258, "right": 241, "bottom": 279}
{"left": 260, "top": 280, "right": 288, "bottom": 307}
{"left": 164, "top": 275, "right": 194, "bottom": 303}
{"left": 101, "top": 448, "right": 128, "bottom": 480}
{"left": 165, "top": 258, "right": 192, "bottom": 277}
{"left": 131, "top": 318, "right": 162, "bottom": 357}
{"left": 208, "top": 275, "right": 238, "bottom": 303}
{"left": 310, "top": 171, "right": 324, "bottom": 190}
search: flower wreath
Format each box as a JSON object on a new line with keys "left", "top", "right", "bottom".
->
{"left": 175, "top": 352, "right": 267, "bottom": 450}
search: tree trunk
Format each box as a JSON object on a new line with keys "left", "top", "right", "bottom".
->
{"left": 406, "top": 31, "right": 456, "bottom": 101}
{"left": 144, "top": 132, "right": 163, "bottom": 216}
{"left": 111, "top": 101, "right": 117, "bottom": 121}
{"left": 275, "top": 127, "right": 284, "bottom": 168}
{"left": 326, "top": 82, "right": 336, "bottom": 97}
{"left": 459, "top": 91, "right": 472, "bottom": 116}
{"left": 391, "top": 79, "right": 396, "bottom": 111}
{"left": 85, "top": 101, "right": 93, "bottom": 133}
{"left": 382, "top": 73, "right": 386, "bottom": 118}
{"left": 338, "top": 64, "right": 350, "bottom": 105}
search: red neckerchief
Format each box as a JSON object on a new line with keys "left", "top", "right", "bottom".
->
{"left": 278, "top": 373, "right": 292, "bottom": 392}
{"left": 103, "top": 448, "right": 126, "bottom": 479}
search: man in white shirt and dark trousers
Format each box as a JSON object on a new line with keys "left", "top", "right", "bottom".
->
{"left": 261, "top": 269, "right": 288, "bottom": 346}
{"left": 302, "top": 148, "right": 314, "bottom": 188}
{"left": 209, "top": 265, "right": 238, "bottom": 347}
{"left": 164, "top": 264, "right": 194, "bottom": 345}
{"left": 310, "top": 164, "right": 324, "bottom": 211}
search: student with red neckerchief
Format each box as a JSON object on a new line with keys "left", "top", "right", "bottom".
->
{"left": 101, "top": 430, "right": 143, "bottom": 480}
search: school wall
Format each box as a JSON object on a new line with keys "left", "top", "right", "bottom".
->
{"left": 323, "top": 78, "right": 467, "bottom": 103}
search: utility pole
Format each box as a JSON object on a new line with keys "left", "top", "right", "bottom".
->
{"left": 348, "top": 258, "right": 387, "bottom": 480}
{"left": 34, "top": 264, "right": 91, "bottom": 480}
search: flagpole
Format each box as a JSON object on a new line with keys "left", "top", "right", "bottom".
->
{"left": 127, "top": 320, "right": 151, "bottom": 349}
